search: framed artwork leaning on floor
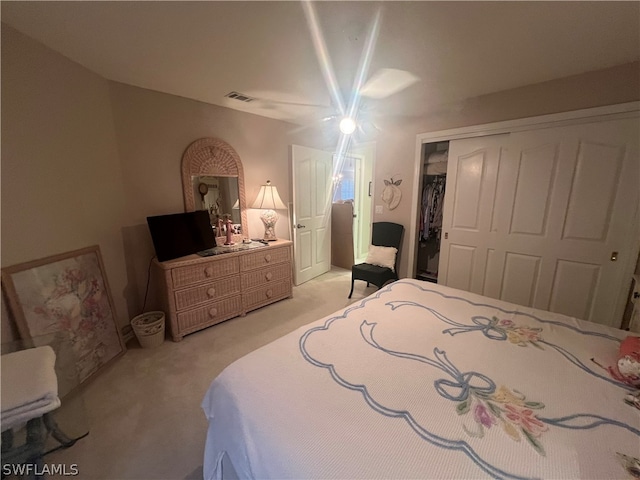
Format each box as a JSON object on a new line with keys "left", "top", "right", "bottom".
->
{"left": 1, "top": 245, "right": 125, "bottom": 385}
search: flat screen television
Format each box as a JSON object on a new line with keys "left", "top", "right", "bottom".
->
{"left": 147, "top": 210, "right": 216, "bottom": 262}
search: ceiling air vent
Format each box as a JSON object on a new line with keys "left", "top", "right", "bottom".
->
{"left": 225, "top": 91, "right": 255, "bottom": 103}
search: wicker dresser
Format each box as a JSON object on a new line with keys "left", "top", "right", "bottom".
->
{"left": 154, "top": 240, "right": 293, "bottom": 341}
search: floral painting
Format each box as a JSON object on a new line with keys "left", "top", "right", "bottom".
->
{"left": 2, "top": 246, "right": 125, "bottom": 385}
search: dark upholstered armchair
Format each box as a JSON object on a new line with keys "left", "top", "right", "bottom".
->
{"left": 348, "top": 222, "right": 404, "bottom": 299}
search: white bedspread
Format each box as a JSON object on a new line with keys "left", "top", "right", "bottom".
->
{"left": 202, "top": 279, "right": 640, "bottom": 479}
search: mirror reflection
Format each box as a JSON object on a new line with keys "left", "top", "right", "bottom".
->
{"left": 181, "top": 138, "right": 248, "bottom": 243}
{"left": 192, "top": 176, "right": 241, "bottom": 228}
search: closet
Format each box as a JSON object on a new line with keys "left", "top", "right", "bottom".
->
{"left": 413, "top": 113, "right": 639, "bottom": 328}
{"left": 416, "top": 141, "right": 448, "bottom": 283}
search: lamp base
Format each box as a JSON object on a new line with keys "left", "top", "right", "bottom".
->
{"left": 260, "top": 209, "right": 279, "bottom": 241}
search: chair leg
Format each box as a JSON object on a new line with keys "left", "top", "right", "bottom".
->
{"left": 348, "top": 278, "right": 355, "bottom": 299}
{"left": 2, "top": 428, "right": 14, "bottom": 452}
{"left": 366, "top": 282, "right": 370, "bottom": 287}
{"left": 43, "top": 413, "right": 76, "bottom": 448}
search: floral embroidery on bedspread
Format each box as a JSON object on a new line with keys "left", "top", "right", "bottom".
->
{"left": 461, "top": 384, "right": 547, "bottom": 456}
{"left": 491, "top": 318, "right": 544, "bottom": 349}
{"left": 360, "top": 321, "right": 550, "bottom": 456}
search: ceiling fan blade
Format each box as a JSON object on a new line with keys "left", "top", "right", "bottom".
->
{"left": 251, "top": 97, "right": 329, "bottom": 110}
{"left": 360, "top": 68, "right": 419, "bottom": 99}
{"left": 287, "top": 114, "right": 338, "bottom": 135}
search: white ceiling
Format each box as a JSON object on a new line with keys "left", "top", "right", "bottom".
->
{"left": 2, "top": 1, "right": 639, "bottom": 126}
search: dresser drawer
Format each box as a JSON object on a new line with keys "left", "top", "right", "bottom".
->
{"left": 174, "top": 276, "right": 241, "bottom": 311}
{"left": 172, "top": 256, "right": 239, "bottom": 288}
{"left": 242, "top": 280, "right": 291, "bottom": 312}
{"left": 241, "top": 263, "right": 291, "bottom": 290}
{"left": 240, "top": 246, "right": 290, "bottom": 271}
{"left": 177, "top": 296, "right": 243, "bottom": 334}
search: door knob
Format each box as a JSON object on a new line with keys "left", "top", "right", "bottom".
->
{"left": 296, "top": 224, "right": 306, "bottom": 229}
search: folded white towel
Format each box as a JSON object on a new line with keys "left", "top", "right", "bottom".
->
{"left": 1, "top": 346, "right": 61, "bottom": 430}
{"left": 1, "top": 397, "right": 61, "bottom": 431}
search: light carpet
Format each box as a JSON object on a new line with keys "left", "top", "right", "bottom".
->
{"left": 47, "top": 267, "right": 374, "bottom": 480}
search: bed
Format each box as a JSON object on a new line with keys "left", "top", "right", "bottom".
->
{"left": 201, "top": 279, "right": 640, "bottom": 479}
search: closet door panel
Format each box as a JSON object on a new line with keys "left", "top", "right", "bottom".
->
{"left": 438, "top": 135, "right": 507, "bottom": 290}
{"left": 548, "top": 259, "right": 600, "bottom": 320}
{"left": 502, "top": 117, "right": 638, "bottom": 326}
{"left": 509, "top": 143, "right": 559, "bottom": 236}
{"left": 500, "top": 252, "right": 541, "bottom": 307}
{"left": 446, "top": 244, "right": 476, "bottom": 292}
{"left": 482, "top": 248, "right": 502, "bottom": 298}
{"left": 451, "top": 150, "right": 485, "bottom": 230}
{"left": 489, "top": 147, "right": 509, "bottom": 234}
{"left": 561, "top": 141, "right": 624, "bottom": 241}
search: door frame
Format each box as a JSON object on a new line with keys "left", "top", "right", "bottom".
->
{"left": 348, "top": 142, "right": 375, "bottom": 264}
{"left": 333, "top": 152, "right": 367, "bottom": 263}
{"left": 409, "top": 101, "right": 640, "bottom": 281}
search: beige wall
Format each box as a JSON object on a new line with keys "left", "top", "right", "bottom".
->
{"left": 107, "top": 82, "right": 309, "bottom": 317}
{"left": 371, "top": 61, "right": 640, "bottom": 278}
{"left": 1, "top": 25, "right": 129, "bottom": 341}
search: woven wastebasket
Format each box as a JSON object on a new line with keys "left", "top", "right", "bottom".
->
{"left": 131, "top": 311, "right": 165, "bottom": 348}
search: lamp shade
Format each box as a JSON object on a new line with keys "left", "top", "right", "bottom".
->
{"left": 251, "top": 181, "right": 287, "bottom": 210}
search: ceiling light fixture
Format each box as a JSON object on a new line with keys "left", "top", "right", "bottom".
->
{"left": 339, "top": 117, "right": 357, "bottom": 135}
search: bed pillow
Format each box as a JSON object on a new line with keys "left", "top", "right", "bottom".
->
{"left": 365, "top": 245, "right": 398, "bottom": 271}
{"left": 610, "top": 335, "right": 640, "bottom": 387}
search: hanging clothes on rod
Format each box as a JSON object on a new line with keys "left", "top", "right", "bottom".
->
{"left": 420, "top": 175, "right": 446, "bottom": 241}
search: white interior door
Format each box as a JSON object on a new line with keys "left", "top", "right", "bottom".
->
{"left": 439, "top": 117, "right": 640, "bottom": 327}
{"left": 291, "top": 145, "right": 333, "bottom": 285}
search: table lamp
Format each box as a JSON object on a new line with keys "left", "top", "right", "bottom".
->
{"left": 251, "top": 180, "right": 287, "bottom": 241}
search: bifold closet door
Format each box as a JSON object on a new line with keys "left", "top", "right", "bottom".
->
{"left": 439, "top": 117, "right": 639, "bottom": 327}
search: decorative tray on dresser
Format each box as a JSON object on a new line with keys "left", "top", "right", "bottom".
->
{"left": 154, "top": 240, "right": 293, "bottom": 341}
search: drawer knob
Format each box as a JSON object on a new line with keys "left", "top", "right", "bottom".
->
{"left": 264, "top": 254, "right": 271, "bottom": 263}
{"left": 205, "top": 266, "right": 214, "bottom": 277}
{"left": 265, "top": 272, "right": 273, "bottom": 281}
{"left": 209, "top": 307, "right": 218, "bottom": 317}
{"left": 207, "top": 287, "right": 216, "bottom": 297}
{"left": 266, "top": 289, "right": 273, "bottom": 298}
